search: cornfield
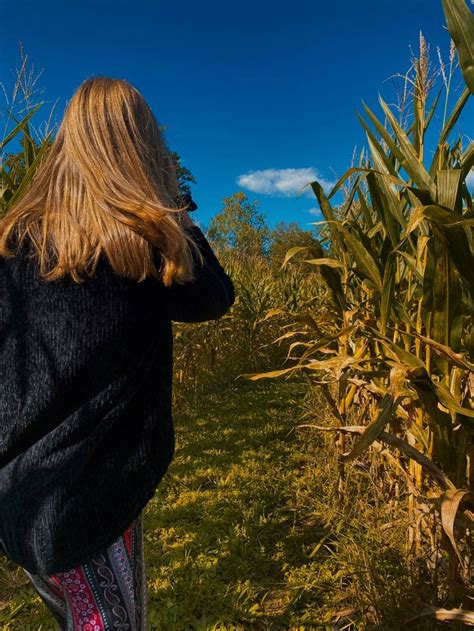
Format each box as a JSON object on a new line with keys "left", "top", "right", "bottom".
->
{"left": 172, "top": 245, "right": 322, "bottom": 408}
{"left": 247, "top": 0, "right": 474, "bottom": 621}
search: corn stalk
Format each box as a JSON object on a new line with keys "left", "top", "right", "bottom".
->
{"left": 245, "top": 28, "right": 474, "bottom": 607}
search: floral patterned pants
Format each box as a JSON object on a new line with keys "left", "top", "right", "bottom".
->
{"left": 23, "top": 511, "right": 148, "bottom": 630}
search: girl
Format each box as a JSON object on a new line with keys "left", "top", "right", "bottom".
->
{"left": 0, "top": 76, "right": 235, "bottom": 630}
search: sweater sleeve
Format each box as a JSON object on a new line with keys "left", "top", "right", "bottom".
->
{"left": 159, "top": 225, "right": 236, "bottom": 323}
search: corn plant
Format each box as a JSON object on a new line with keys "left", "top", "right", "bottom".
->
{"left": 1, "top": 45, "right": 56, "bottom": 216}
{"left": 172, "top": 244, "right": 323, "bottom": 409}
{"left": 0, "top": 106, "right": 54, "bottom": 215}
{"left": 245, "top": 19, "right": 474, "bottom": 615}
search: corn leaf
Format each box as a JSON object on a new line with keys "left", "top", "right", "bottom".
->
{"left": 6, "top": 130, "right": 54, "bottom": 210}
{"left": 429, "top": 87, "right": 471, "bottom": 179}
{"left": 0, "top": 103, "right": 42, "bottom": 150}
{"left": 301, "top": 258, "right": 346, "bottom": 269}
{"left": 442, "top": 0, "right": 474, "bottom": 93}
{"left": 331, "top": 222, "right": 383, "bottom": 291}
{"left": 362, "top": 98, "right": 435, "bottom": 196}
{"left": 380, "top": 251, "right": 397, "bottom": 334}
{"left": 436, "top": 169, "right": 463, "bottom": 211}
{"left": 407, "top": 606, "right": 474, "bottom": 625}
{"left": 341, "top": 394, "right": 395, "bottom": 462}
{"left": 441, "top": 489, "right": 474, "bottom": 568}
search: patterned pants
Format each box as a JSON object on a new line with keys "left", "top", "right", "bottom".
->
{"left": 23, "top": 511, "right": 148, "bottom": 630}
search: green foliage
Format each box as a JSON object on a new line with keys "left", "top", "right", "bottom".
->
{"left": 442, "top": 0, "right": 474, "bottom": 93}
{"left": 0, "top": 106, "right": 54, "bottom": 217}
{"left": 206, "top": 192, "right": 271, "bottom": 257}
{"left": 167, "top": 147, "right": 197, "bottom": 197}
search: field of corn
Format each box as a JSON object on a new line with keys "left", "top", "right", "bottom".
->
{"left": 1, "top": 0, "right": 474, "bottom": 628}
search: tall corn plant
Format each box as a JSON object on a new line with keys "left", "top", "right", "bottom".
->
{"left": 245, "top": 22, "right": 474, "bottom": 615}
{"left": 172, "top": 243, "right": 322, "bottom": 409}
{"left": 1, "top": 45, "right": 55, "bottom": 215}
{"left": 1, "top": 106, "right": 53, "bottom": 216}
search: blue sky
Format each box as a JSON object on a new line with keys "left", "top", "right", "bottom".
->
{"left": 1, "top": 0, "right": 472, "bottom": 233}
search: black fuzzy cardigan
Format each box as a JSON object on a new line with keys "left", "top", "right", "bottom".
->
{"left": 0, "top": 225, "right": 235, "bottom": 575}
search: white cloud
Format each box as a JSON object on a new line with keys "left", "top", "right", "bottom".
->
{"left": 236, "top": 167, "right": 335, "bottom": 198}
{"left": 306, "top": 207, "right": 322, "bottom": 216}
{"left": 467, "top": 170, "right": 474, "bottom": 192}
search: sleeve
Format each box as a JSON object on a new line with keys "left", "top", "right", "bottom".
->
{"left": 159, "top": 225, "right": 236, "bottom": 323}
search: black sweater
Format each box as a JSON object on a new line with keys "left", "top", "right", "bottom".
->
{"left": 0, "top": 225, "right": 235, "bottom": 575}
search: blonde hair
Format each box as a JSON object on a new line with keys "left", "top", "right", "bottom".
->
{"left": 0, "top": 76, "right": 203, "bottom": 285}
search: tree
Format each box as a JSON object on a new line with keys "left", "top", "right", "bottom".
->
{"left": 159, "top": 124, "right": 197, "bottom": 197}
{"left": 267, "top": 221, "right": 319, "bottom": 268}
{"left": 206, "top": 192, "right": 271, "bottom": 257}
{"left": 167, "top": 148, "right": 196, "bottom": 197}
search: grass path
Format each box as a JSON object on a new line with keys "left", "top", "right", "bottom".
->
{"left": 1, "top": 377, "right": 336, "bottom": 630}
{"left": 145, "top": 377, "right": 324, "bottom": 629}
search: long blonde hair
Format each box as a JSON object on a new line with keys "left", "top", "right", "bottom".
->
{"left": 0, "top": 76, "right": 203, "bottom": 285}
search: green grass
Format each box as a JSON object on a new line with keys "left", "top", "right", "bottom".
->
{"left": 0, "top": 377, "right": 445, "bottom": 630}
{"left": 145, "top": 377, "right": 326, "bottom": 629}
